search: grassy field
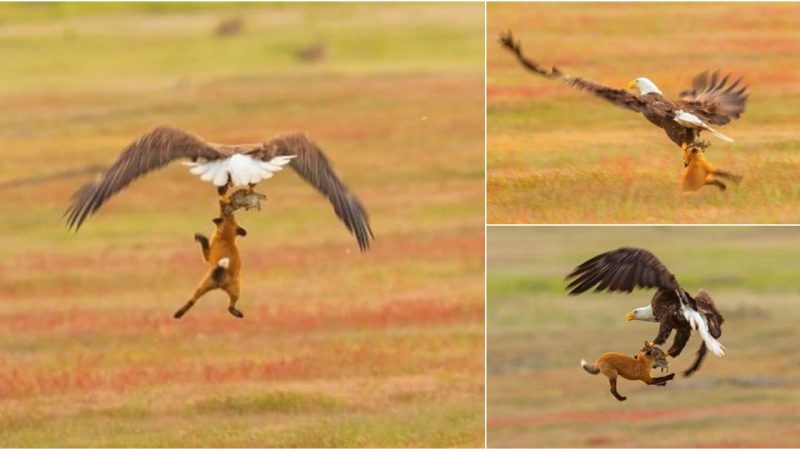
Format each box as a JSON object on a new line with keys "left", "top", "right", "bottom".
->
{"left": 487, "top": 227, "right": 800, "bottom": 447}
{"left": 0, "top": 3, "right": 485, "bottom": 447}
{"left": 488, "top": 3, "right": 800, "bottom": 224}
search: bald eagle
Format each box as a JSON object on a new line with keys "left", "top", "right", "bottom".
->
{"left": 65, "top": 126, "right": 374, "bottom": 252}
{"left": 565, "top": 247, "right": 725, "bottom": 377}
{"left": 500, "top": 31, "right": 748, "bottom": 150}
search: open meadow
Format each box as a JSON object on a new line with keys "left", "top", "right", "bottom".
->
{"left": 487, "top": 226, "right": 800, "bottom": 447}
{"left": 0, "top": 3, "right": 485, "bottom": 446}
{"left": 488, "top": 3, "right": 800, "bottom": 224}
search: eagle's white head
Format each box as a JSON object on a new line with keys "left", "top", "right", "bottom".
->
{"left": 627, "top": 77, "right": 662, "bottom": 95}
{"left": 625, "top": 305, "right": 657, "bottom": 322}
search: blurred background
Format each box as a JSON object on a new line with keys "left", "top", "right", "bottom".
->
{"left": 488, "top": 3, "right": 800, "bottom": 224}
{"left": 0, "top": 3, "right": 484, "bottom": 446}
{"left": 488, "top": 226, "right": 800, "bottom": 447}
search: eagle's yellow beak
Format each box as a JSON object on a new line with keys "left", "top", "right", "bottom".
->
{"left": 627, "top": 80, "right": 637, "bottom": 90}
{"left": 625, "top": 311, "right": 636, "bottom": 322}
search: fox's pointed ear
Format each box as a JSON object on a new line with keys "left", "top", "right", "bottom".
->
{"left": 644, "top": 340, "right": 651, "bottom": 347}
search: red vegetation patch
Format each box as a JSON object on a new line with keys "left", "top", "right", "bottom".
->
{"left": 36, "top": 231, "right": 482, "bottom": 275}
{"left": 0, "top": 328, "right": 481, "bottom": 398}
{"left": 0, "top": 297, "right": 483, "bottom": 336}
{"left": 0, "top": 357, "right": 311, "bottom": 398}
{"left": 2, "top": 232, "right": 483, "bottom": 299}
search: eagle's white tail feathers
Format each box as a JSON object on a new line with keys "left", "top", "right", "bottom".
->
{"left": 704, "top": 126, "right": 735, "bottom": 143}
{"left": 674, "top": 110, "right": 734, "bottom": 143}
{"left": 681, "top": 305, "right": 726, "bottom": 357}
{"left": 217, "top": 257, "right": 230, "bottom": 269}
{"left": 184, "top": 154, "right": 297, "bottom": 187}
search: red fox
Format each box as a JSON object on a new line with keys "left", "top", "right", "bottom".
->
{"left": 681, "top": 143, "right": 742, "bottom": 192}
{"left": 581, "top": 341, "right": 675, "bottom": 401}
{"left": 173, "top": 197, "right": 247, "bottom": 319}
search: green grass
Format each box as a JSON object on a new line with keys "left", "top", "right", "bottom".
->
{"left": 194, "top": 391, "right": 349, "bottom": 415}
{"left": 487, "top": 227, "right": 800, "bottom": 447}
{"left": 0, "top": 3, "right": 484, "bottom": 447}
{"left": 488, "top": 3, "right": 800, "bottom": 223}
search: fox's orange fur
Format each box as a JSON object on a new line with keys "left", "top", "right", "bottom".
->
{"left": 681, "top": 144, "right": 742, "bottom": 192}
{"left": 173, "top": 197, "right": 247, "bottom": 319}
{"left": 581, "top": 341, "right": 674, "bottom": 401}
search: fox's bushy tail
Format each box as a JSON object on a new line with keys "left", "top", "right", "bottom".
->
{"left": 581, "top": 359, "right": 600, "bottom": 375}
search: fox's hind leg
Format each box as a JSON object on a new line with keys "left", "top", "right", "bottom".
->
{"left": 174, "top": 276, "right": 217, "bottom": 319}
{"left": 705, "top": 179, "right": 727, "bottom": 191}
{"left": 609, "top": 377, "right": 626, "bottom": 401}
{"left": 713, "top": 170, "right": 743, "bottom": 185}
{"left": 223, "top": 281, "right": 244, "bottom": 319}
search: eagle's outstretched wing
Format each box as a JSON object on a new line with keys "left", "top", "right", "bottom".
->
{"left": 251, "top": 132, "right": 374, "bottom": 252}
{"left": 499, "top": 30, "right": 649, "bottom": 114}
{"left": 677, "top": 70, "right": 748, "bottom": 125}
{"left": 565, "top": 247, "right": 681, "bottom": 295}
{"left": 65, "top": 126, "right": 226, "bottom": 230}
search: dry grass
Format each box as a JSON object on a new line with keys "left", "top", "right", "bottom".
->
{"left": 488, "top": 3, "right": 800, "bottom": 224}
{"left": 0, "top": 3, "right": 484, "bottom": 447}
